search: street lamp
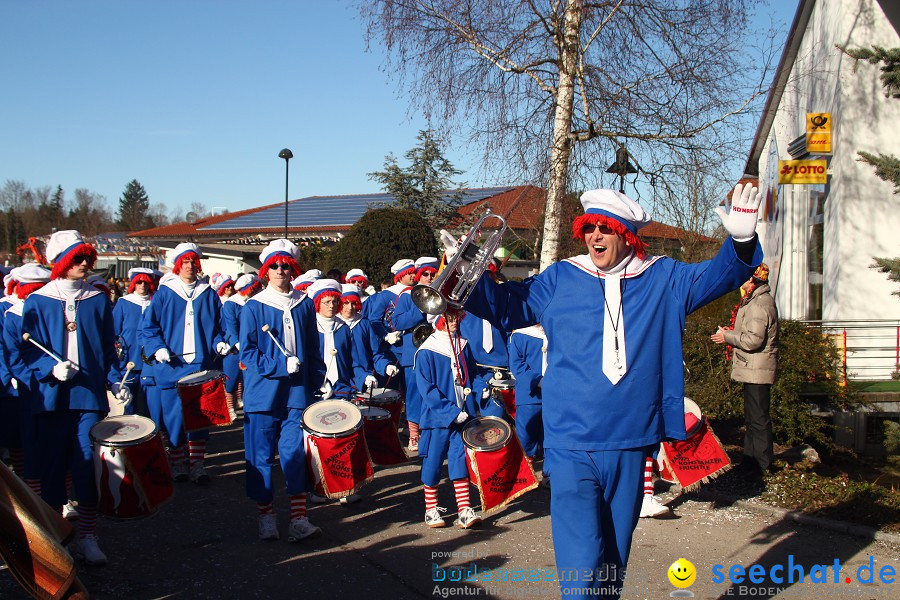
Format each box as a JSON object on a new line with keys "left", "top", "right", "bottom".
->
{"left": 278, "top": 148, "right": 293, "bottom": 239}
{"left": 605, "top": 146, "right": 637, "bottom": 193}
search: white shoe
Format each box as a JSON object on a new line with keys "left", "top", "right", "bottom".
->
{"left": 424, "top": 507, "right": 447, "bottom": 528}
{"left": 407, "top": 437, "right": 419, "bottom": 453}
{"left": 171, "top": 461, "right": 189, "bottom": 482}
{"left": 456, "top": 507, "right": 482, "bottom": 529}
{"left": 258, "top": 514, "right": 279, "bottom": 540}
{"left": 73, "top": 534, "right": 108, "bottom": 566}
{"left": 307, "top": 492, "right": 328, "bottom": 504}
{"left": 189, "top": 463, "right": 211, "bottom": 485}
{"left": 236, "top": 397, "right": 244, "bottom": 409}
{"left": 62, "top": 500, "right": 80, "bottom": 520}
{"left": 287, "top": 516, "right": 321, "bottom": 542}
{"left": 640, "top": 495, "right": 671, "bottom": 518}
{"left": 339, "top": 493, "right": 361, "bottom": 505}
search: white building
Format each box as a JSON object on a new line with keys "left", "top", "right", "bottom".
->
{"left": 746, "top": 0, "right": 900, "bottom": 383}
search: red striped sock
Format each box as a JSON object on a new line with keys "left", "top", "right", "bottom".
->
{"left": 9, "top": 448, "right": 25, "bottom": 476}
{"left": 78, "top": 504, "right": 97, "bottom": 536}
{"left": 424, "top": 485, "right": 439, "bottom": 511}
{"left": 26, "top": 479, "right": 41, "bottom": 495}
{"left": 169, "top": 445, "right": 185, "bottom": 465}
{"left": 188, "top": 440, "right": 206, "bottom": 466}
{"left": 257, "top": 502, "right": 274, "bottom": 516}
{"left": 453, "top": 479, "right": 470, "bottom": 511}
{"left": 644, "top": 456, "right": 654, "bottom": 496}
{"left": 408, "top": 421, "right": 420, "bottom": 441}
{"left": 65, "top": 472, "right": 74, "bottom": 497}
{"left": 290, "top": 494, "right": 307, "bottom": 520}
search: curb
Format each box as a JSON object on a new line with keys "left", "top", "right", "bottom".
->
{"left": 693, "top": 488, "right": 900, "bottom": 546}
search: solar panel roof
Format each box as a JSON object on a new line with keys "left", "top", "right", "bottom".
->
{"left": 198, "top": 187, "right": 515, "bottom": 231}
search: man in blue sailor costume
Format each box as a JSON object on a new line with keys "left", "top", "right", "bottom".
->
{"left": 21, "top": 230, "right": 122, "bottom": 565}
{"left": 308, "top": 279, "right": 358, "bottom": 401}
{"left": 111, "top": 267, "right": 156, "bottom": 417}
{"left": 361, "top": 258, "right": 415, "bottom": 342}
{"left": 222, "top": 273, "right": 260, "bottom": 415}
{"left": 141, "top": 242, "right": 229, "bottom": 485}
{"left": 338, "top": 283, "right": 398, "bottom": 393}
{"left": 239, "top": 239, "right": 321, "bottom": 542}
{"left": 463, "top": 184, "right": 763, "bottom": 598}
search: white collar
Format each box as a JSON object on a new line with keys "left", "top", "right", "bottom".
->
{"left": 251, "top": 286, "right": 304, "bottom": 311}
{"left": 32, "top": 279, "right": 102, "bottom": 301}
{"left": 161, "top": 278, "right": 210, "bottom": 301}
{"left": 563, "top": 253, "right": 660, "bottom": 278}
{"left": 415, "top": 330, "right": 467, "bottom": 360}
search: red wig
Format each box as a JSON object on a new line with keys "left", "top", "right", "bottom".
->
{"left": 217, "top": 281, "right": 235, "bottom": 297}
{"left": 238, "top": 279, "right": 262, "bottom": 297}
{"left": 127, "top": 273, "right": 155, "bottom": 294}
{"left": 172, "top": 251, "right": 202, "bottom": 275}
{"left": 435, "top": 308, "right": 466, "bottom": 331}
{"left": 341, "top": 295, "right": 362, "bottom": 312}
{"left": 16, "top": 282, "right": 45, "bottom": 300}
{"left": 313, "top": 290, "right": 342, "bottom": 313}
{"left": 571, "top": 213, "right": 647, "bottom": 259}
{"left": 260, "top": 255, "right": 301, "bottom": 281}
{"left": 346, "top": 276, "right": 368, "bottom": 288}
{"left": 414, "top": 266, "right": 438, "bottom": 282}
{"left": 393, "top": 265, "right": 416, "bottom": 283}
{"left": 50, "top": 243, "right": 98, "bottom": 280}
{"left": 5, "top": 279, "right": 16, "bottom": 297}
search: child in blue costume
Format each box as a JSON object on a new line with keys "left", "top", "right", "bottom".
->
{"left": 414, "top": 307, "right": 488, "bottom": 530}
{"left": 111, "top": 267, "right": 155, "bottom": 417}
{"left": 339, "top": 283, "right": 399, "bottom": 393}
{"left": 462, "top": 185, "right": 764, "bottom": 598}
{"left": 22, "top": 230, "right": 123, "bottom": 565}
{"left": 140, "top": 243, "right": 229, "bottom": 485}
{"left": 221, "top": 273, "right": 260, "bottom": 415}
{"left": 240, "top": 239, "right": 321, "bottom": 543}
{"left": 308, "top": 279, "right": 359, "bottom": 400}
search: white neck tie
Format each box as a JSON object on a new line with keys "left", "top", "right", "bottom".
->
{"left": 602, "top": 273, "right": 627, "bottom": 385}
{"left": 317, "top": 316, "right": 338, "bottom": 387}
{"left": 482, "top": 319, "right": 493, "bottom": 353}
{"left": 182, "top": 296, "right": 196, "bottom": 364}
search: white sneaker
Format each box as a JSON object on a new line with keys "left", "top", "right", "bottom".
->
{"left": 287, "top": 516, "right": 321, "bottom": 542}
{"left": 171, "top": 461, "right": 189, "bottom": 482}
{"left": 73, "top": 534, "right": 108, "bottom": 566}
{"left": 456, "top": 507, "right": 482, "bottom": 529}
{"left": 640, "top": 495, "right": 671, "bottom": 518}
{"left": 236, "top": 397, "right": 244, "bottom": 409}
{"left": 258, "top": 514, "right": 279, "bottom": 540}
{"left": 62, "top": 500, "right": 80, "bottom": 520}
{"left": 407, "top": 437, "right": 419, "bottom": 453}
{"left": 189, "top": 463, "right": 211, "bottom": 485}
{"left": 424, "top": 507, "right": 447, "bottom": 528}
{"left": 339, "top": 493, "right": 361, "bottom": 505}
{"left": 307, "top": 492, "right": 328, "bottom": 504}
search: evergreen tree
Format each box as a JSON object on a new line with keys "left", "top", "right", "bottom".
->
{"left": 368, "top": 130, "right": 466, "bottom": 226}
{"left": 117, "top": 179, "right": 151, "bottom": 231}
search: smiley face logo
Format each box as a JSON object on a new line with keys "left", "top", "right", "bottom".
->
{"left": 668, "top": 558, "right": 696, "bottom": 588}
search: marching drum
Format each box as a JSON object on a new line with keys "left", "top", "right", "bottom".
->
{"left": 176, "top": 370, "right": 232, "bottom": 432}
{"left": 302, "top": 399, "right": 373, "bottom": 499}
{"left": 90, "top": 415, "right": 173, "bottom": 519}
{"left": 461, "top": 416, "right": 537, "bottom": 515}
{"left": 657, "top": 397, "right": 731, "bottom": 492}
{"left": 488, "top": 370, "right": 517, "bottom": 420}
{"left": 359, "top": 406, "right": 408, "bottom": 466}
{"left": 357, "top": 387, "right": 404, "bottom": 428}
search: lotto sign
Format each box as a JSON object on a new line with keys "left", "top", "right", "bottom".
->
{"left": 778, "top": 160, "right": 828, "bottom": 184}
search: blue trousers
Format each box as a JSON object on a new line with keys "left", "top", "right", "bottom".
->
{"left": 37, "top": 410, "right": 103, "bottom": 509}
{"left": 148, "top": 386, "right": 209, "bottom": 449}
{"left": 545, "top": 447, "right": 649, "bottom": 600}
{"left": 403, "top": 366, "right": 423, "bottom": 424}
{"left": 419, "top": 426, "right": 467, "bottom": 487}
{"left": 243, "top": 407, "right": 308, "bottom": 503}
{"left": 514, "top": 403, "right": 543, "bottom": 458}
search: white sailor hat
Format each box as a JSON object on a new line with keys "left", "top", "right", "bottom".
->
{"left": 235, "top": 273, "right": 258, "bottom": 292}
{"left": 128, "top": 267, "right": 155, "bottom": 281}
{"left": 45, "top": 230, "right": 90, "bottom": 264}
{"left": 391, "top": 259, "right": 415, "bottom": 277}
{"left": 346, "top": 268, "right": 368, "bottom": 282}
{"left": 341, "top": 283, "right": 361, "bottom": 299}
{"left": 11, "top": 264, "right": 51, "bottom": 285}
{"left": 258, "top": 239, "right": 299, "bottom": 264}
{"left": 308, "top": 278, "right": 341, "bottom": 301}
{"left": 579, "top": 189, "right": 651, "bottom": 234}
{"left": 415, "top": 256, "right": 439, "bottom": 270}
{"left": 171, "top": 242, "right": 202, "bottom": 266}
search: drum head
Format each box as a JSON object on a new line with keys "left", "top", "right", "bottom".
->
{"left": 90, "top": 415, "right": 157, "bottom": 447}
{"left": 462, "top": 416, "right": 511, "bottom": 451}
{"left": 177, "top": 369, "right": 225, "bottom": 386}
{"left": 359, "top": 406, "right": 391, "bottom": 421}
{"left": 303, "top": 400, "right": 363, "bottom": 436}
{"left": 489, "top": 372, "right": 516, "bottom": 390}
{"left": 362, "top": 388, "right": 402, "bottom": 405}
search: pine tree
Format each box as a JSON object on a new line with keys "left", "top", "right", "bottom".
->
{"left": 117, "top": 179, "right": 151, "bottom": 231}
{"left": 368, "top": 130, "right": 466, "bottom": 226}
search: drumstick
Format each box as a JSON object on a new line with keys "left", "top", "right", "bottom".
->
{"left": 22, "top": 333, "right": 66, "bottom": 364}
{"left": 261, "top": 324, "right": 291, "bottom": 357}
{"left": 119, "top": 361, "right": 136, "bottom": 388}
{"left": 384, "top": 361, "right": 399, "bottom": 388}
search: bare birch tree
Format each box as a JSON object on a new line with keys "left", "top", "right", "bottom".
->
{"left": 359, "top": 0, "right": 775, "bottom": 269}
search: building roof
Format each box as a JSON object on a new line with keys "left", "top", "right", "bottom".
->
{"left": 454, "top": 185, "right": 546, "bottom": 230}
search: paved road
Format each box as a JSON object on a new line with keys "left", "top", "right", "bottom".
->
{"left": 2, "top": 415, "right": 898, "bottom": 599}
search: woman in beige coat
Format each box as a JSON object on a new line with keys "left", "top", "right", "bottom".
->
{"left": 711, "top": 263, "right": 779, "bottom": 477}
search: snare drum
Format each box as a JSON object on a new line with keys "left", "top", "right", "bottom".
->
{"left": 462, "top": 416, "right": 538, "bottom": 515}
{"left": 489, "top": 371, "right": 517, "bottom": 420}
{"left": 359, "top": 406, "right": 408, "bottom": 466}
{"left": 176, "top": 370, "right": 232, "bottom": 432}
{"left": 302, "top": 399, "right": 373, "bottom": 499}
{"left": 357, "top": 387, "right": 403, "bottom": 427}
{"left": 657, "top": 397, "right": 731, "bottom": 492}
{"left": 90, "top": 415, "right": 173, "bottom": 519}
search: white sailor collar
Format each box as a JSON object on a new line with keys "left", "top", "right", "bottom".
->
{"left": 32, "top": 279, "right": 103, "bottom": 302}
{"left": 513, "top": 324, "right": 546, "bottom": 340}
{"left": 120, "top": 292, "right": 152, "bottom": 307}
{"left": 224, "top": 294, "right": 249, "bottom": 306}
{"left": 161, "top": 278, "right": 211, "bottom": 301}
{"left": 415, "top": 330, "right": 467, "bottom": 360}
{"left": 251, "top": 286, "right": 304, "bottom": 312}
{"left": 386, "top": 282, "right": 411, "bottom": 296}
{"left": 563, "top": 253, "right": 661, "bottom": 278}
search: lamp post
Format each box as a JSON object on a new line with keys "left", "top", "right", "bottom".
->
{"left": 278, "top": 148, "right": 293, "bottom": 239}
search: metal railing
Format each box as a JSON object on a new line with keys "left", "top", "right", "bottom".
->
{"left": 799, "top": 319, "right": 900, "bottom": 381}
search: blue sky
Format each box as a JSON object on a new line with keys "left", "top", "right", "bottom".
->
{"left": 0, "top": 1, "right": 797, "bottom": 220}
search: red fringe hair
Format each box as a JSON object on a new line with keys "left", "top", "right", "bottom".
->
{"left": 414, "top": 267, "right": 437, "bottom": 282}
{"left": 217, "top": 281, "right": 234, "bottom": 297}
{"left": 313, "top": 290, "right": 342, "bottom": 313}
{"left": 172, "top": 252, "right": 202, "bottom": 275}
{"left": 260, "top": 255, "right": 300, "bottom": 281}
{"left": 435, "top": 308, "right": 466, "bottom": 331}
{"left": 5, "top": 279, "right": 16, "bottom": 296}
{"left": 393, "top": 266, "right": 416, "bottom": 283}
{"left": 128, "top": 273, "right": 155, "bottom": 294}
{"left": 342, "top": 296, "right": 362, "bottom": 312}
{"left": 50, "top": 243, "right": 98, "bottom": 280}
{"left": 16, "top": 282, "right": 45, "bottom": 299}
{"left": 238, "top": 279, "right": 262, "bottom": 297}
{"left": 571, "top": 214, "right": 647, "bottom": 259}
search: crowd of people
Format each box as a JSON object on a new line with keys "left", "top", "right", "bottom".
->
{"left": 0, "top": 181, "right": 765, "bottom": 600}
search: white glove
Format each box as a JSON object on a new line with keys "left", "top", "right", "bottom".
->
{"left": 440, "top": 229, "right": 459, "bottom": 259}
{"left": 11, "top": 379, "right": 17, "bottom": 390}
{"left": 385, "top": 364, "right": 400, "bottom": 377}
{"left": 154, "top": 348, "right": 171, "bottom": 363}
{"left": 234, "top": 342, "right": 240, "bottom": 351}
{"left": 715, "top": 183, "right": 763, "bottom": 242}
{"left": 385, "top": 331, "right": 402, "bottom": 345}
{"left": 482, "top": 387, "right": 491, "bottom": 399}
{"left": 364, "top": 375, "right": 378, "bottom": 391}
{"left": 286, "top": 356, "right": 301, "bottom": 374}
{"left": 364, "top": 285, "right": 376, "bottom": 296}
{"left": 216, "top": 342, "right": 232, "bottom": 356}
{"left": 52, "top": 361, "right": 76, "bottom": 381}
{"left": 455, "top": 411, "right": 469, "bottom": 424}
{"left": 112, "top": 383, "right": 133, "bottom": 407}
{"left": 321, "top": 381, "right": 334, "bottom": 400}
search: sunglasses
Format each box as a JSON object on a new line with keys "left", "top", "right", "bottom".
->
{"left": 581, "top": 223, "right": 616, "bottom": 235}
{"left": 268, "top": 263, "right": 292, "bottom": 271}
{"left": 72, "top": 254, "right": 93, "bottom": 264}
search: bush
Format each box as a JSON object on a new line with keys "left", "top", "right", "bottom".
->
{"left": 684, "top": 305, "right": 859, "bottom": 447}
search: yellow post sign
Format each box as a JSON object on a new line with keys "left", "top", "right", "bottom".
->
{"left": 806, "top": 113, "right": 832, "bottom": 154}
{"left": 778, "top": 160, "right": 828, "bottom": 184}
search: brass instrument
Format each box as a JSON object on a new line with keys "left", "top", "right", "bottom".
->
{"left": 411, "top": 211, "right": 507, "bottom": 315}
{"left": 412, "top": 323, "right": 434, "bottom": 347}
